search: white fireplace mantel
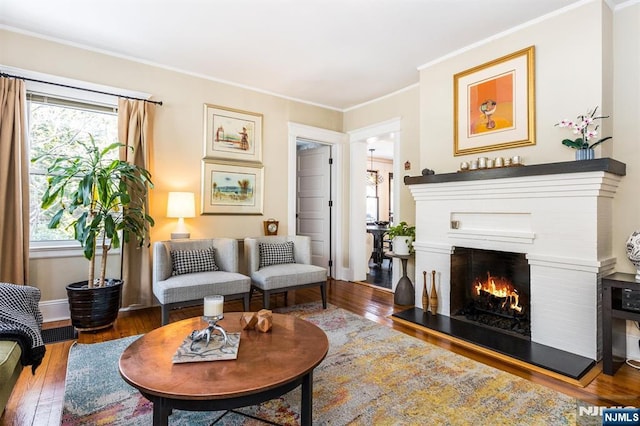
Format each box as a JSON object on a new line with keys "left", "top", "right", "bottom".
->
{"left": 406, "top": 158, "right": 625, "bottom": 360}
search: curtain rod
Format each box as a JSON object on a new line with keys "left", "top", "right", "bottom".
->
{"left": 0, "top": 72, "right": 163, "bottom": 106}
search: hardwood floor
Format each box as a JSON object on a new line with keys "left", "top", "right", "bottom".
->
{"left": 363, "top": 260, "right": 393, "bottom": 289}
{"left": 3, "top": 279, "right": 640, "bottom": 425}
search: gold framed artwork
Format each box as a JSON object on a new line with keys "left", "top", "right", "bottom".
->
{"left": 453, "top": 46, "right": 535, "bottom": 156}
{"left": 204, "top": 104, "right": 263, "bottom": 162}
{"left": 201, "top": 160, "right": 264, "bottom": 215}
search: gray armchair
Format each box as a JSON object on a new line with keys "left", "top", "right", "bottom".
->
{"left": 153, "top": 238, "right": 251, "bottom": 325}
{"left": 244, "top": 235, "right": 327, "bottom": 310}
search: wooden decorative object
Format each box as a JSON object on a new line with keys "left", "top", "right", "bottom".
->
{"left": 422, "top": 271, "right": 429, "bottom": 313}
{"left": 240, "top": 312, "right": 258, "bottom": 330}
{"left": 239, "top": 310, "right": 272, "bottom": 332}
{"left": 256, "top": 309, "right": 273, "bottom": 333}
{"left": 429, "top": 270, "right": 438, "bottom": 315}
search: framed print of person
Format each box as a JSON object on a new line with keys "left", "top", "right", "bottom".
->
{"left": 204, "top": 104, "right": 263, "bottom": 162}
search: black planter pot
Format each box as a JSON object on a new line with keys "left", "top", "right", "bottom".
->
{"left": 66, "top": 279, "right": 123, "bottom": 331}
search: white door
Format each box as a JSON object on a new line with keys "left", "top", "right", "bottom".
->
{"left": 296, "top": 145, "right": 332, "bottom": 274}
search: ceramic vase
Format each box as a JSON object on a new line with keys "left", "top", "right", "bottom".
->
{"left": 626, "top": 230, "right": 640, "bottom": 281}
{"left": 393, "top": 236, "right": 412, "bottom": 255}
{"left": 575, "top": 148, "right": 595, "bottom": 160}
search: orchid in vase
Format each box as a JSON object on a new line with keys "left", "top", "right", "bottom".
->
{"left": 555, "top": 106, "right": 612, "bottom": 151}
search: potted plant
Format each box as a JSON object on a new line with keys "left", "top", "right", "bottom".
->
{"left": 555, "top": 106, "right": 612, "bottom": 160}
{"left": 35, "top": 135, "right": 154, "bottom": 330}
{"left": 387, "top": 221, "right": 415, "bottom": 255}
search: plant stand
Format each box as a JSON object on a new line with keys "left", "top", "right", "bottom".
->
{"left": 386, "top": 252, "right": 414, "bottom": 306}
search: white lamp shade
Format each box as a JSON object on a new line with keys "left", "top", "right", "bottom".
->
{"left": 167, "top": 192, "right": 196, "bottom": 218}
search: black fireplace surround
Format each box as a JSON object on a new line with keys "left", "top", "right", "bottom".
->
{"left": 450, "top": 247, "right": 531, "bottom": 338}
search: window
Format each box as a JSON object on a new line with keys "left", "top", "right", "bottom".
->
{"left": 28, "top": 94, "right": 118, "bottom": 244}
{"left": 366, "top": 170, "right": 379, "bottom": 223}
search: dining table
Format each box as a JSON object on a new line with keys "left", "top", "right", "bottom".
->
{"left": 366, "top": 224, "right": 390, "bottom": 267}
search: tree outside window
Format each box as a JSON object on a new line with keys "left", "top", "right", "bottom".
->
{"left": 28, "top": 97, "right": 118, "bottom": 242}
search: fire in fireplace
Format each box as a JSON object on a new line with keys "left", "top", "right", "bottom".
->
{"left": 450, "top": 248, "right": 530, "bottom": 338}
{"left": 473, "top": 271, "right": 524, "bottom": 313}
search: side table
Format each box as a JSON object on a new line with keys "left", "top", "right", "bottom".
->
{"left": 602, "top": 272, "right": 640, "bottom": 375}
{"left": 386, "top": 252, "right": 414, "bottom": 306}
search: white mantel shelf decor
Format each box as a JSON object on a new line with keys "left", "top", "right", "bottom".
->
{"left": 405, "top": 158, "right": 626, "bottom": 361}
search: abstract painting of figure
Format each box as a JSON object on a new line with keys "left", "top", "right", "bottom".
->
{"left": 468, "top": 72, "right": 514, "bottom": 136}
{"left": 454, "top": 46, "right": 534, "bottom": 156}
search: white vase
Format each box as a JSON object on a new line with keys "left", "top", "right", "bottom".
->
{"left": 626, "top": 231, "right": 640, "bottom": 281}
{"left": 393, "top": 236, "right": 412, "bottom": 255}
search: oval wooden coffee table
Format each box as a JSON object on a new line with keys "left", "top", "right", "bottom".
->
{"left": 119, "top": 312, "right": 329, "bottom": 426}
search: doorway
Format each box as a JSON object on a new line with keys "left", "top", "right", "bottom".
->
{"left": 364, "top": 140, "right": 394, "bottom": 290}
{"left": 296, "top": 142, "right": 332, "bottom": 273}
{"left": 348, "top": 117, "right": 402, "bottom": 286}
{"left": 287, "top": 123, "right": 347, "bottom": 280}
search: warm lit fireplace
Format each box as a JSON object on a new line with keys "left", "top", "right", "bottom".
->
{"left": 406, "top": 159, "right": 625, "bottom": 360}
{"left": 450, "top": 248, "right": 530, "bottom": 338}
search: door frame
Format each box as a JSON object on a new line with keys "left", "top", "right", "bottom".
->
{"left": 288, "top": 123, "right": 348, "bottom": 280}
{"left": 348, "top": 117, "right": 402, "bottom": 283}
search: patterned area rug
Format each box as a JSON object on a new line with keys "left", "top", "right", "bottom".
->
{"left": 62, "top": 303, "right": 581, "bottom": 425}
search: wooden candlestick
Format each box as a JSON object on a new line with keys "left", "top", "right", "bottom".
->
{"left": 429, "top": 270, "right": 438, "bottom": 315}
{"left": 422, "top": 271, "right": 428, "bottom": 313}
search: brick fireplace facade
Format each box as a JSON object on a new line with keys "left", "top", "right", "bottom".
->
{"left": 406, "top": 159, "right": 625, "bottom": 361}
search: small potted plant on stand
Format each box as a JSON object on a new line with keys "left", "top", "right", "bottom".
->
{"left": 387, "top": 221, "right": 415, "bottom": 255}
{"left": 36, "top": 135, "right": 154, "bottom": 330}
{"left": 556, "top": 106, "right": 612, "bottom": 160}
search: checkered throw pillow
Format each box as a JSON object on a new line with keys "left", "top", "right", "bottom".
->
{"left": 171, "top": 246, "right": 219, "bottom": 276}
{"left": 258, "top": 241, "right": 295, "bottom": 269}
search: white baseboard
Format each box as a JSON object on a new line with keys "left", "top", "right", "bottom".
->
{"left": 39, "top": 298, "right": 70, "bottom": 322}
{"left": 39, "top": 298, "right": 155, "bottom": 323}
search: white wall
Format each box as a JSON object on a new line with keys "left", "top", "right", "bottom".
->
{"left": 0, "top": 29, "right": 342, "bottom": 307}
{"left": 416, "top": 0, "right": 640, "bottom": 359}
{"left": 343, "top": 87, "right": 420, "bottom": 228}
{"left": 612, "top": 2, "right": 640, "bottom": 361}
{"left": 420, "top": 1, "right": 607, "bottom": 170}
{"left": 344, "top": 0, "right": 639, "bottom": 359}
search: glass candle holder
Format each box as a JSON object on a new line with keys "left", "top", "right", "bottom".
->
{"left": 204, "top": 295, "right": 224, "bottom": 319}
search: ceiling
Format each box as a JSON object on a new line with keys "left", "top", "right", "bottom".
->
{"left": 0, "top": 0, "right": 624, "bottom": 111}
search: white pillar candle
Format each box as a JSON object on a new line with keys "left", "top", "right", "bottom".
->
{"left": 204, "top": 295, "right": 224, "bottom": 317}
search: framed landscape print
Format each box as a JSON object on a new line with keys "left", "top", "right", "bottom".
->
{"left": 453, "top": 46, "right": 535, "bottom": 156}
{"left": 204, "top": 104, "right": 263, "bottom": 162}
{"left": 201, "top": 160, "right": 264, "bottom": 215}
